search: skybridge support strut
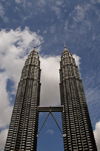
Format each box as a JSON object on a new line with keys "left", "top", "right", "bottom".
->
{"left": 37, "top": 106, "right": 64, "bottom": 137}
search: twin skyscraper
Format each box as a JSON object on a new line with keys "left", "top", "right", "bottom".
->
{"left": 5, "top": 47, "right": 97, "bottom": 150}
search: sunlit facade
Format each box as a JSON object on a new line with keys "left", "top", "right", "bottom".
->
{"left": 4, "top": 47, "right": 41, "bottom": 151}
{"left": 4, "top": 46, "right": 97, "bottom": 151}
{"left": 60, "top": 47, "right": 97, "bottom": 150}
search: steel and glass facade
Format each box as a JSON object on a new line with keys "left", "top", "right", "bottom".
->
{"left": 4, "top": 47, "right": 41, "bottom": 151}
{"left": 5, "top": 46, "right": 97, "bottom": 151}
{"left": 60, "top": 47, "right": 97, "bottom": 151}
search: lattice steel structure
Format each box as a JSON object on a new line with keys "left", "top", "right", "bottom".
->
{"left": 4, "top": 46, "right": 97, "bottom": 151}
{"left": 60, "top": 46, "right": 97, "bottom": 150}
{"left": 4, "top": 47, "right": 41, "bottom": 151}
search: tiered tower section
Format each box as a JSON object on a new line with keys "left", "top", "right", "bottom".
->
{"left": 4, "top": 47, "right": 41, "bottom": 151}
{"left": 60, "top": 47, "right": 97, "bottom": 151}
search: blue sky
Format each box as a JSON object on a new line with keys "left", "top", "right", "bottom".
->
{"left": 0, "top": 0, "right": 100, "bottom": 150}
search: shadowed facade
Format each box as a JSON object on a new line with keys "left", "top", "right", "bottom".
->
{"left": 60, "top": 47, "right": 97, "bottom": 150}
{"left": 4, "top": 47, "right": 97, "bottom": 151}
{"left": 4, "top": 47, "right": 41, "bottom": 151}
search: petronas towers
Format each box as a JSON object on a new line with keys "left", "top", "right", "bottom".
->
{"left": 5, "top": 47, "right": 40, "bottom": 150}
{"left": 4, "top": 46, "right": 97, "bottom": 151}
{"left": 60, "top": 47, "right": 97, "bottom": 150}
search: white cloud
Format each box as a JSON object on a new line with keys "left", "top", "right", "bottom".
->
{"left": 37, "top": 0, "right": 46, "bottom": 7}
{"left": 0, "top": 27, "right": 43, "bottom": 84}
{"left": 15, "top": 0, "right": 25, "bottom": 4}
{"left": 15, "top": 0, "right": 21, "bottom": 3}
{"left": 0, "top": 27, "right": 43, "bottom": 128}
{"left": 73, "top": 5, "right": 85, "bottom": 22}
{"left": 46, "top": 129, "right": 54, "bottom": 135}
{"left": 90, "top": 0, "right": 100, "bottom": 4}
{"left": 56, "top": 1, "right": 63, "bottom": 6}
{"left": 15, "top": 0, "right": 32, "bottom": 8}
{"left": 0, "top": 27, "right": 81, "bottom": 150}
{"left": 43, "top": 30, "right": 47, "bottom": 33}
{"left": 0, "top": 4, "right": 8, "bottom": 22}
{"left": 94, "top": 121, "right": 100, "bottom": 151}
{"left": 0, "top": 73, "right": 13, "bottom": 128}
{"left": 0, "top": 27, "right": 43, "bottom": 150}
{"left": 50, "top": 25, "right": 56, "bottom": 33}
{"left": 73, "top": 54, "right": 81, "bottom": 68}
{"left": 52, "top": 6, "right": 61, "bottom": 19}
{"left": 0, "top": 129, "right": 8, "bottom": 151}
{"left": 86, "top": 87, "right": 100, "bottom": 103}
{"left": 15, "top": 0, "right": 46, "bottom": 8}
{"left": 65, "top": 3, "right": 100, "bottom": 34}
{"left": 40, "top": 55, "right": 61, "bottom": 106}
{"left": 40, "top": 54, "right": 81, "bottom": 106}
{"left": 14, "top": 7, "right": 20, "bottom": 12}
{"left": 0, "top": 4, "right": 5, "bottom": 16}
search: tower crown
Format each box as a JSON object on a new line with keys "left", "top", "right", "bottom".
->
{"left": 31, "top": 46, "right": 38, "bottom": 54}
{"left": 62, "top": 46, "right": 72, "bottom": 58}
{"left": 29, "top": 46, "right": 39, "bottom": 58}
{"left": 32, "top": 46, "right": 37, "bottom": 52}
{"left": 63, "top": 46, "right": 69, "bottom": 52}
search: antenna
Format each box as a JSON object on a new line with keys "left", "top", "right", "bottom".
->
{"left": 64, "top": 42, "right": 66, "bottom": 48}
{"left": 34, "top": 41, "right": 36, "bottom": 48}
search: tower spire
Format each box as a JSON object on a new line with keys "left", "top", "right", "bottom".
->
{"left": 33, "top": 43, "right": 37, "bottom": 52}
{"left": 34, "top": 41, "right": 36, "bottom": 48}
{"left": 63, "top": 42, "right": 70, "bottom": 54}
{"left": 64, "top": 41, "right": 66, "bottom": 48}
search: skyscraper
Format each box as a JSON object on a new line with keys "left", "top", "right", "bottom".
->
{"left": 60, "top": 46, "right": 97, "bottom": 150}
{"left": 4, "top": 46, "right": 97, "bottom": 151}
{"left": 4, "top": 47, "right": 41, "bottom": 151}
